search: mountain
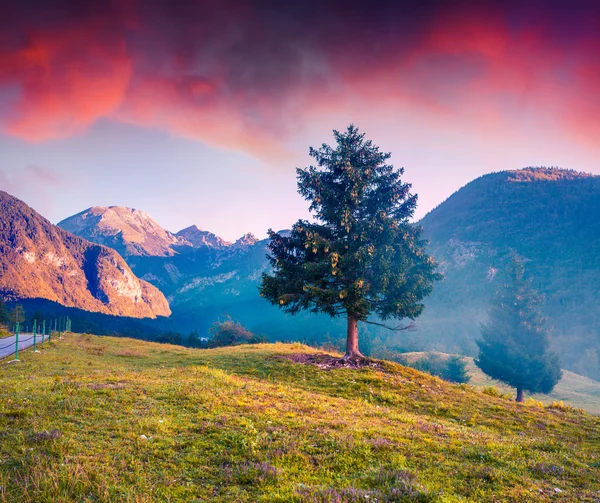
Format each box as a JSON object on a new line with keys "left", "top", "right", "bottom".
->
{"left": 0, "top": 191, "right": 170, "bottom": 318}
{"left": 58, "top": 205, "right": 262, "bottom": 290}
{"left": 233, "top": 233, "right": 259, "bottom": 248}
{"left": 58, "top": 206, "right": 190, "bottom": 257}
{"left": 56, "top": 167, "right": 600, "bottom": 381}
{"left": 57, "top": 205, "right": 284, "bottom": 332}
{"left": 417, "top": 167, "right": 600, "bottom": 378}
{"left": 58, "top": 206, "right": 245, "bottom": 258}
{"left": 165, "top": 167, "right": 600, "bottom": 380}
{"left": 59, "top": 203, "right": 339, "bottom": 339}
{"left": 175, "top": 225, "right": 231, "bottom": 249}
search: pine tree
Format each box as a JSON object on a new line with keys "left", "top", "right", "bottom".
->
{"left": 260, "top": 125, "right": 441, "bottom": 361}
{"left": 0, "top": 300, "right": 7, "bottom": 328}
{"left": 476, "top": 258, "right": 562, "bottom": 402}
{"left": 445, "top": 356, "right": 470, "bottom": 384}
{"left": 187, "top": 329, "right": 202, "bottom": 348}
{"left": 9, "top": 304, "right": 25, "bottom": 328}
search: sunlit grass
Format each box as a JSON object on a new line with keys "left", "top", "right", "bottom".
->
{"left": 1, "top": 334, "right": 599, "bottom": 502}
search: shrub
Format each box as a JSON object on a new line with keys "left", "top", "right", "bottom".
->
{"left": 525, "top": 397, "right": 544, "bottom": 408}
{"left": 408, "top": 353, "right": 471, "bottom": 384}
{"left": 208, "top": 318, "right": 266, "bottom": 348}
{"left": 482, "top": 386, "right": 501, "bottom": 397}
{"left": 154, "top": 331, "right": 183, "bottom": 345}
{"left": 547, "top": 401, "right": 584, "bottom": 413}
{"left": 481, "top": 386, "right": 512, "bottom": 400}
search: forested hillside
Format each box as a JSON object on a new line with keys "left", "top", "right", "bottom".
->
{"left": 417, "top": 168, "right": 600, "bottom": 379}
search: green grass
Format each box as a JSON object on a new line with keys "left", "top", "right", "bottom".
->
{"left": 1, "top": 334, "right": 599, "bottom": 502}
{"left": 401, "top": 352, "right": 600, "bottom": 415}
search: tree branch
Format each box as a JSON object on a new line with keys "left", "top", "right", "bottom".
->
{"left": 362, "top": 320, "right": 417, "bottom": 332}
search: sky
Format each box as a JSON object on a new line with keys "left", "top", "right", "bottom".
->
{"left": 1, "top": 0, "right": 599, "bottom": 241}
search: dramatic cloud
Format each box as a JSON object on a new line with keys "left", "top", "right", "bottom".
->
{"left": 0, "top": 2, "right": 133, "bottom": 140}
{"left": 1, "top": 0, "right": 599, "bottom": 158}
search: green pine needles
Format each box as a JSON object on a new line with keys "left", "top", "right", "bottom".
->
{"left": 476, "top": 257, "right": 562, "bottom": 402}
{"left": 260, "top": 125, "right": 441, "bottom": 360}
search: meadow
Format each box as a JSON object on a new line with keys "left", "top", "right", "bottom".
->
{"left": 399, "top": 352, "right": 600, "bottom": 415}
{"left": 1, "top": 334, "right": 599, "bottom": 502}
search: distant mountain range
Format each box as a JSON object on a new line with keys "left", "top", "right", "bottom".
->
{"left": 0, "top": 192, "right": 170, "bottom": 318}
{"left": 58, "top": 206, "right": 257, "bottom": 258}
{"left": 2, "top": 167, "right": 600, "bottom": 380}
{"left": 56, "top": 206, "right": 337, "bottom": 341}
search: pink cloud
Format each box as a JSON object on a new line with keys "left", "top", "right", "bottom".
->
{"left": 0, "top": 1, "right": 599, "bottom": 160}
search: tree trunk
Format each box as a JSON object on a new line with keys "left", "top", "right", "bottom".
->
{"left": 342, "top": 314, "right": 364, "bottom": 361}
{"left": 516, "top": 387, "right": 524, "bottom": 403}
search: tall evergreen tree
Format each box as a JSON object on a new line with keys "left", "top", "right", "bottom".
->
{"left": 476, "top": 258, "right": 562, "bottom": 402}
{"left": 260, "top": 125, "right": 441, "bottom": 361}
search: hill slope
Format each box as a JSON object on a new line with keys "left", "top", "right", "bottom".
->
{"left": 417, "top": 167, "right": 600, "bottom": 378}
{"left": 1, "top": 334, "right": 598, "bottom": 502}
{"left": 0, "top": 192, "right": 170, "bottom": 318}
{"left": 399, "top": 352, "right": 600, "bottom": 414}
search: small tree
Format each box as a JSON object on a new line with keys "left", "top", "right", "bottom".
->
{"left": 445, "top": 356, "right": 471, "bottom": 384}
{"left": 260, "top": 125, "right": 441, "bottom": 361}
{"left": 9, "top": 304, "right": 25, "bottom": 328}
{"left": 0, "top": 300, "right": 7, "bottom": 328}
{"left": 207, "top": 318, "right": 265, "bottom": 348}
{"left": 408, "top": 353, "right": 470, "bottom": 384}
{"left": 187, "top": 329, "right": 202, "bottom": 348}
{"left": 476, "top": 258, "right": 562, "bottom": 402}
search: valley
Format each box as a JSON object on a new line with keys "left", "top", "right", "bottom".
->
{"left": 2, "top": 3, "right": 600, "bottom": 501}
{"left": 37, "top": 167, "right": 600, "bottom": 382}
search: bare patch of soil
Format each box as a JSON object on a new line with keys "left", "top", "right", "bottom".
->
{"left": 277, "top": 353, "right": 386, "bottom": 371}
{"left": 32, "top": 429, "right": 62, "bottom": 442}
{"left": 88, "top": 382, "right": 127, "bottom": 390}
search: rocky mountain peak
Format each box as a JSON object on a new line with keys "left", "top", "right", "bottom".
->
{"left": 234, "top": 233, "right": 259, "bottom": 249}
{"left": 0, "top": 191, "right": 170, "bottom": 318}
{"left": 59, "top": 206, "right": 184, "bottom": 257}
{"left": 176, "top": 225, "right": 231, "bottom": 249}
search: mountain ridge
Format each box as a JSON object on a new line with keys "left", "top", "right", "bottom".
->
{"left": 0, "top": 192, "right": 171, "bottom": 318}
{"left": 58, "top": 206, "right": 255, "bottom": 258}
{"left": 58, "top": 206, "right": 189, "bottom": 257}
{"left": 175, "top": 225, "right": 231, "bottom": 249}
{"left": 417, "top": 167, "right": 600, "bottom": 379}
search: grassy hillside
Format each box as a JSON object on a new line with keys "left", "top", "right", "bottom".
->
{"left": 400, "top": 352, "right": 600, "bottom": 415}
{"left": 1, "top": 334, "right": 599, "bottom": 502}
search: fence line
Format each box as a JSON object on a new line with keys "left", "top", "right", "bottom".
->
{"left": 2, "top": 316, "right": 71, "bottom": 362}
